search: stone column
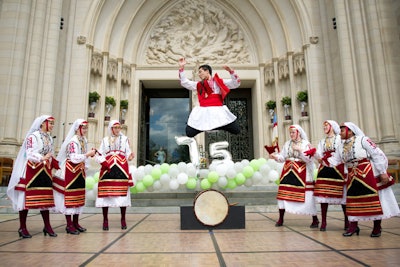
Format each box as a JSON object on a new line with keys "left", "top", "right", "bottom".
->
{"left": 0, "top": 0, "right": 32, "bottom": 145}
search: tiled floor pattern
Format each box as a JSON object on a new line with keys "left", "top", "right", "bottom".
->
{"left": 0, "top": 211, "right": 399, "bottom": 266}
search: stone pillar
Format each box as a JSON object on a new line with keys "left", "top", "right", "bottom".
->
{"left": 0, "top": 0, "right": 32, "bottom": 145}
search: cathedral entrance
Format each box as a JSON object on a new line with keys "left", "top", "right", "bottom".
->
{"left": 138, "top": 86, "right": 253, "bottom": 165}
{"left": 205, "top": 88, "right": 253, "bottom": 161}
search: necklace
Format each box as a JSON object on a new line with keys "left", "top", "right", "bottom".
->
{"left": 342, "top": 136, "right": 356, "bottom": 161}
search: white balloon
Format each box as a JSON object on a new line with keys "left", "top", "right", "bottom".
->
{"left": 169, "top": 179, "right": 179, "bottom": 190}
{"left": 178, "top": 162, "right": 188, "bottom": 172}
{"left": 135, "top": 168, "right": 145, "bottom": 181}
{"left": 226, "top": 168, "right": 237, "bottom": 179}
{"left": 234, "top": 162, "right": 244, "bottom": 173}
{"left": 269, "top": 169, "right": 280, "bottom": 182}
{"left": 217, "top": 176, "right": 228, "bottom": 188}
{"left": 276, "top": 162, "right": 284, "bottom": 174}
{"left": 146, "top": 185, "right": 155, "bottom": 192}
{"left": 177, "top": 173, "right": 188, "bottom": 184}
{"left": 153, "top": 180, "right": 162, "bottom": 190}
{"left": 216, "top": 164, "right": 228, "bottom": 177}
{"left": 86, "top": 190, "right": 95, "bottom": 200}
{"left": 187, "top": 165, "right": 197, "bottom": 177}
{"left": 261, "top": 176, "right": 269, "bottom": 185}
{"left": 252, "top": 171, "right": 262, "bottom": 184}
{"left": 92, "top": 183, "right": 98, "bottom": 195}
{"left": 129, "top": 165, "right": 137, "bottom": 174}
{"left": 160, "top": 173, "right": 171, "bottom": 185}
{"left": 168, "top": 166, "right": 179, "bottom": 178}
{"left": 259, "top": 164, "right": 271, "bottom": 176}
{"left": 267, "top": 159, "right": 277, "bottom": 169}
{"left": 244, "top": 178, "right": 253, "bottom": 187}
{"left": 241, "top": 159, "right": 250, "bottom": 166}
{"left": 144, "top": 164, "right": 153, "bottom": 175}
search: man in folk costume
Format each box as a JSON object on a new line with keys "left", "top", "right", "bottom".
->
{"left": 314, "top": 120, "right": 348, "bottom": 231}
{"left": 269, "top": 124, "right": 319, "bottom": 228}
{"left": 329, "top": 122, "right": 400, "bottom": 237}
{"left": 54, "top": 119, "right": 96, "bottom": 234}
{"left": 178, "top": 57, "right": 241, "bottom": 137}
{"left": 7, "top": 115, "right": 60, "bottom": 238}
{"left": 96, "top": 120, "right": 134, "bottom": 230}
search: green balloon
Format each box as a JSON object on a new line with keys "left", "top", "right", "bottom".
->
{"left": 235, "top": 173, "right": 246, "bottom": 185}
{"left": 160, "top": 163, "right": 170, "bottom": 174}
{"left": 186, "top": 178, "right": 197, "bottom": 189}
{"left": 85, "top": 177, "right": 95, "bottom": 189}
{"left": 242, "top": 166, "right": 254, "bottom": 178}
{"left": 143, "top": 175, "right": 154, "bottom": 187}
{"left": 250, "top": 159, "right": 260, "bottom": 171}
{"left": 136, "top": 181, "right": 146, "bottom": 192}
{"left": 275, "top": 178, "right": 280, "bottom": 185}
{"left": 227, "top": 179, "right": 237, "bottom": 189}
{"left": 93, "top": 172, "right": 100, "bottom": 182}
{"left": 207, "top": 171, "right": 219, "bottom": 183}
{"left": 130, "top": 186, "right": 138, "bottom": 194}
{"left": 313, "top": 168, "right": 318, "bottom": 180}
{"left": 200, "top": 179, "right": 211, "bottom": 190}
{"left": 258, "top": 157, "right": 267, "bottom": 166}
{"left": 151, "top": 168, "right": 162, "bottom": 180}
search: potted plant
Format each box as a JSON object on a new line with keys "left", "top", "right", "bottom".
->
{"left": 296, "top": 90, "right": 308, "bottom": 116}
{"left": 265, "top": 100, "right": 276, "bottom": 123}
{"left": 120, "top": 99, "right": 128, "bottom": 124}
{"left": 88, "top": 91, "right": 100, "bottom": 118}
{"left": 281, "top": 96, "right": 292, "bottom": 120}
{"left": 105, "top": 96, "right": 116, "bottom": 121}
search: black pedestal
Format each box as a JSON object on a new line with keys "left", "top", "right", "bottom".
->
{"left": 180, "top": 205, "right": 245, "bottom": 230}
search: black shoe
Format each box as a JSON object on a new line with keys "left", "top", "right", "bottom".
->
{"left": 370, "top": 231, "right": 381, "bottom": 237}
{"left": 43, "top": 227, "right": 58, "bottom": 237}
{"left": 310, "top": 221, "right": 319, "bottom": 228}
{"left": 66, "top": 226, "right": 80, "bottom": 235}
{"left": 18, "top": 228, "right": 32, "bottom": 238}
{"left": 75, "top": 225, "right": 87, "bottom": 232}
{"left": 275, "top": 221, "right": 283, "bottom": 227}
{"left": 103, "top": 221, "right": 109, "bottom": 231}
{"left": 343, "top": 227, "right": 360, "bottom": 237}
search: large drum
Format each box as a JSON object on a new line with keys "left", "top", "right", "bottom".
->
{"left": 193, "top": 189, "right": 229, "bottom": 226}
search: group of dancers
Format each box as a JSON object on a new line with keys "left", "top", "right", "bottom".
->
{"left": 7, "top": 116, "right": 134, "bottom": 238}
{"left": 269, "top": 121, "right": 399, "bottom": 237}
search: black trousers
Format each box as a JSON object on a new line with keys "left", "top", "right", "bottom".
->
{"left": 185, "top": 120, "right": 240, "bottom": 137}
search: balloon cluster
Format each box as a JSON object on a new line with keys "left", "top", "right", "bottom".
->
{"left": 84, "top": 158, "right": 283, "bottom": 197}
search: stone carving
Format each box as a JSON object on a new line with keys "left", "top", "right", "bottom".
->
{"left": 107, "top": 59, "right": 117, "bottom": 80}
{"left": 77, "top": 35, "right": 86, "bottom": 45}
{"left": 293, "top": 53, "right": 305, "bottom": 75}
{"left": 146, "top": 0, "right": 250, "bottom": 65}
{"left": 278, "top": 59, "right": 289, "bottom": 80}
{"left": 91, "top": 52, "right": 103, "bottom": 75}
{"left": 265, "top": 65, "right": 274, "bottom": 85}
{"left": 121, "top": 65, "right": 131, "bottom": 85}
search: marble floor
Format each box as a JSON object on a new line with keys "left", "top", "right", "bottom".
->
{"left": 0, "top": 210, "right": 399, "bottom": 267}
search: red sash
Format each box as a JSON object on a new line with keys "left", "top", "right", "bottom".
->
{"left": 16, "top": 161, "right": 55, "bottom": 209}
{"left": 314, "top": 164, "right": 345, "bottom": 198}
{"left": 277, "top": 160, "right": 311, "bottom": 202}
{"left": 98, "top": 152, "right": 133, "bottom": 198}
{"left": 346, "top": 159, "right": 382, "bottom": 217}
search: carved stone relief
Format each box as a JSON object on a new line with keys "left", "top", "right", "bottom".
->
{"left": 121, "top": 65, "right": 131, "bottom": 85}
{"left": 293, "top": 53, "right": 305, "bottom": 75}
{"left": 91, "top": 52, "right": 103, "bottom": 75}
{"left": 278, "top": 59, "right": 289, "bottom": 80}
{"left": 145, "top": 0, "right": 251, "bottom": 65}
{"left": 265, "top": 65, "right": 274, "bottom": 85}
{"left": 107, "top": 59, "right": 118, "bottom": 80}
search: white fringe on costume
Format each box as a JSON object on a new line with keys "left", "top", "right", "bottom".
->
{"left": 277, "top": 191, "right": 317, "bottom": 216}
{"left": 95, "top": 191, "right": 131, "bottom": 208}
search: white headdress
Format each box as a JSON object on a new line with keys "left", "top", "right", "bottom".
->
{"left": 57, "top": 119, "right": 87, "bottom": 164}
{"left": 325, "top": 120, "right": 340, "bottom": 135}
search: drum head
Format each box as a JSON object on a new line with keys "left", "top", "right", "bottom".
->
{"left": 194, "top": 189, "right": 229, "bottom": 226}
